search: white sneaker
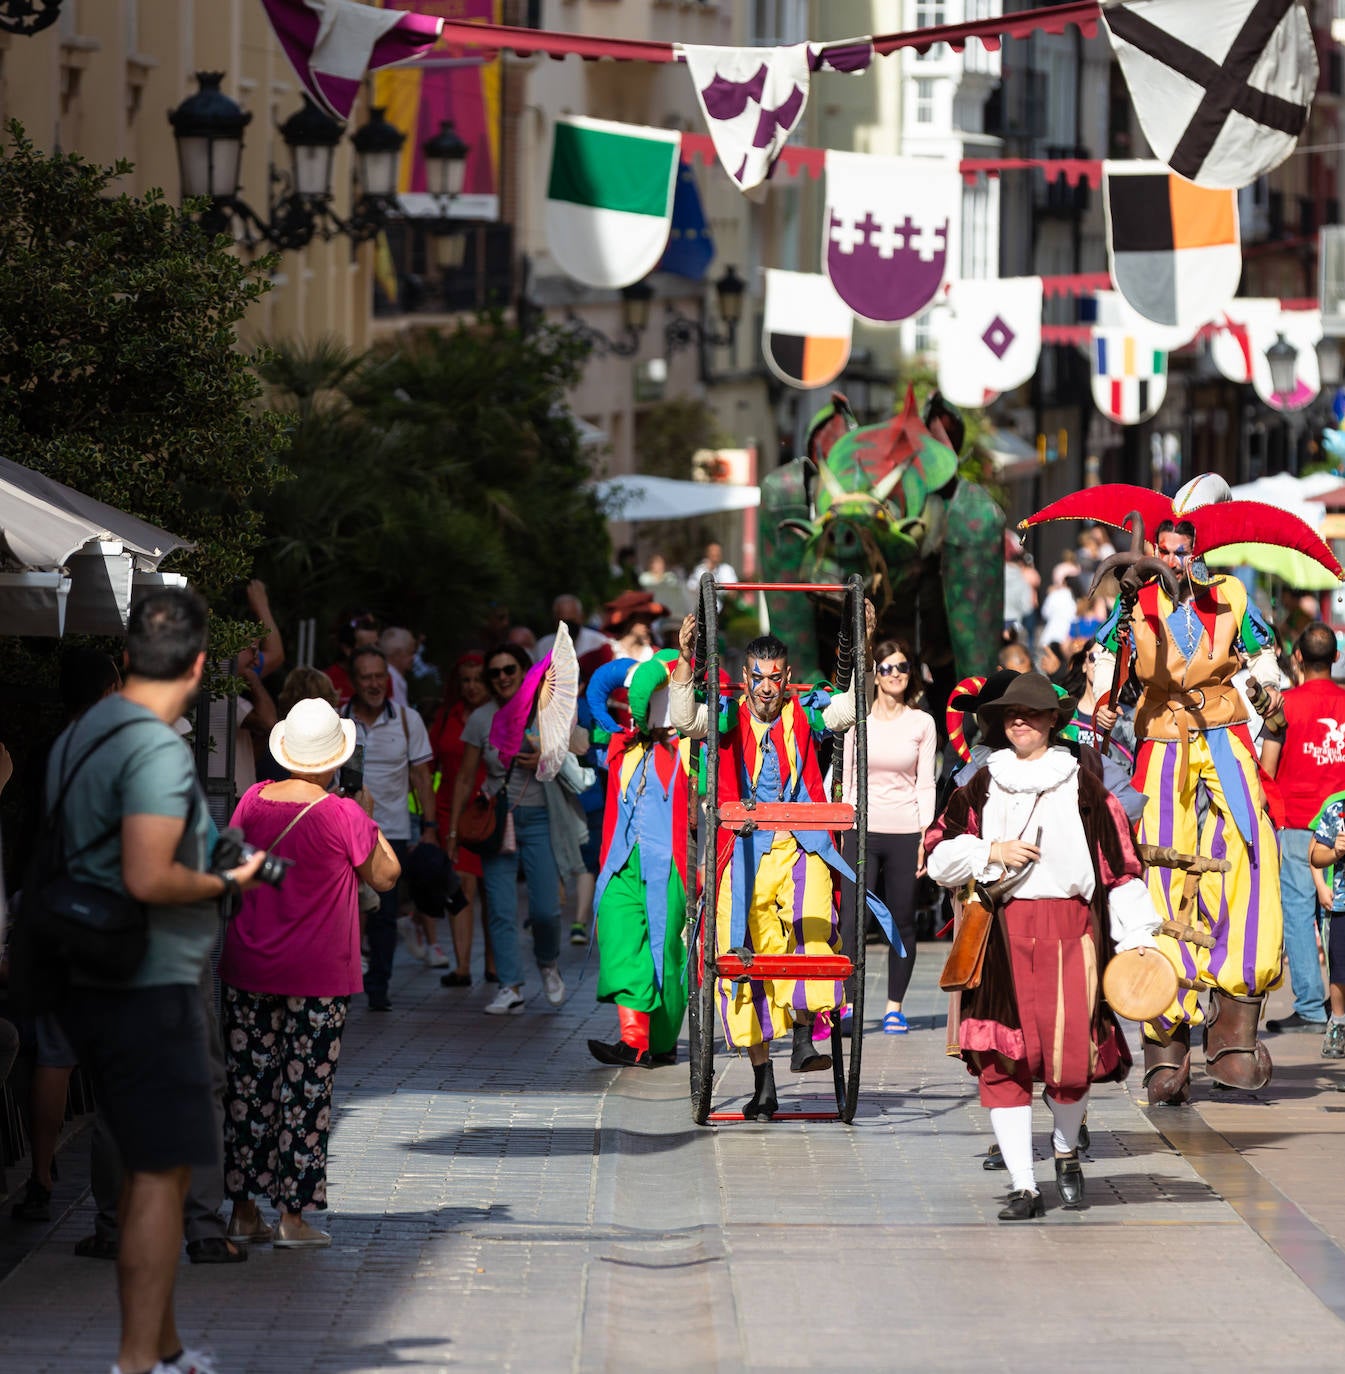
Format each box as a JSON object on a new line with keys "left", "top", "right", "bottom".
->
{"left": 541, "top": 963, "right": 567, "bottom": 1006}
{"left": 174, "top": 1352, "right": 222, "bottom": 1374}
{"left": 397, "top": 916, "right": 427, "bottom": 961}
{"left": 484, "top": 987, "right": 526, "bottom": 1016}
{"left": 424, "top": 942, "right": 450, "bottom": 968}
{"left": 360, "top": 955, "right": 370, "bottom": 976}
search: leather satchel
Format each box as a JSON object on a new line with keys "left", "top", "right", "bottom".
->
{"left": 457, "top": 788, "right": 505, "bottom": 854}
{"left": 939, "top": 887, "right": 994, "bottom": 992}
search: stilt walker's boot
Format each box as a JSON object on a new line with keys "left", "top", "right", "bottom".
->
{"left": 587, "top": 1006, "right": 652, "bottom": 1069}
{"left": 744, "top": 1061, "right": 778, "bottom": 1121}
{"left": 790, "top": 1021, "right": 832, "bottom": 1073}
{"left": 1203, "top": 989, "right": 1273, "bottom": 1091}
{"left": 1142, "top": 1024, "right": 1192, "bottom": 1106}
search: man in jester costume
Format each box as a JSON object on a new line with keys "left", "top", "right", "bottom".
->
{"left": 1022, "top": 475, "right": 1344, "bottom": 1102}
{"left": 585, "top": 651, "right": 691, "bottom": 1070}
{"left": 669, "top": 607, "right": 894, "bottom": 1121}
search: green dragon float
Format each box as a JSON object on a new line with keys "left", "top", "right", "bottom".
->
{"left": 759, "top": 389, "right": 1006, "bottom": 702}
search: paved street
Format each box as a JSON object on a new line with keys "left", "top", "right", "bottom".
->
{"left": 5, "top": 925, "right": 1345, "bottom": 1373}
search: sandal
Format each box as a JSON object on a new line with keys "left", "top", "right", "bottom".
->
{"left": 439, "top": 971, "right": 471, "bottom": 988}
{"left": 73, "top": 1233, "right": 118, "bottom": 1261}
{"left": 186, "top": 1236, "right": 249, "bottom": 1264}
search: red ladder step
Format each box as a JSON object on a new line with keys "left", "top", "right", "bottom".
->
{"left": 714, "top": 954, "right": 853, "bottom": 981}
{"left": 718, "top": 801, "right": 855, "bottom": 832}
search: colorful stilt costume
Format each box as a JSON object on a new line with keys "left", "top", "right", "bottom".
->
{"left": 1022, "top": 476, "right": 1345, "bottom": 1099}
{"left": 586, "top": 653, "right": 691, "bottom": 1069}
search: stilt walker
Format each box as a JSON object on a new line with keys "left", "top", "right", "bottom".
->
{"left": 586, "top": 652, "right": 691, "bottom": 1069}
{"left": 1020, "top": 475, "right": 1344, "bottom": 1100}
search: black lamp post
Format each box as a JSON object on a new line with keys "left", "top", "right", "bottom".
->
{"left": 562, "top": 280, "right": 655, "bottom": 357}
{"left": 1265, "top": 332, "right": 1301, "bottom": 475}
{"left": 423, "top": 120, "right": 471, "bottom": 278}
{"left": 168, "top": 72, "right": 251, "bottom": 239}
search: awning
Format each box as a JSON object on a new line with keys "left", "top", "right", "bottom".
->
{"left": 980, "top": 426, "right": 1040, "bottom": 482}
{"left": 0, "top": 456, "right": 192, "bottom": 636}
{"left": 592, "top": 474, "right": 760, "bottom": 523}
{"left": 1206, "top": 473, "right": 1336, "bottom": 589}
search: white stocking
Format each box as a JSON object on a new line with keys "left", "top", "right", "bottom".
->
{"left": 1046, "top": 1091, "right": 1088, "bottom": 1154}
{"left": 989, "top": 1105, "right": 1036, "bottom": 1195}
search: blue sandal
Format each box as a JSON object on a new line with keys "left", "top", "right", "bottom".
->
{"left": 882, "top": 1011, "right": 909, "bottom": 1035}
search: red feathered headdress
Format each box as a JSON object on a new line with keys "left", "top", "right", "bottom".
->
{"left": 1019, "top": 483, "right": 1343, "bottom": 582}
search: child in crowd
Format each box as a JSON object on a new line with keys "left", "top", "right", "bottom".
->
{"left": 1310, "top": 789, "right": 1345, "bottom": 1057}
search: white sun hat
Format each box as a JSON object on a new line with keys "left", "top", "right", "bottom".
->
{"left": 269, "top": 697, "right": 358, "bottom": 774}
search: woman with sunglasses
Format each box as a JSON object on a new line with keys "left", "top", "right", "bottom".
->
{"left": 840, "top": 639, "right": 936, "bottom": 1035}
{"left": 926, "top": 673, "right": 1161, "bottom": 1220}
{"left": 448, "top": 643, "right": 566, "bottom": 1014}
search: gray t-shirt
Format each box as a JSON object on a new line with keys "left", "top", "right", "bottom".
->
{"left": 461, "top": 701, "right": 543, "bottom": 808}
{"left": 47, "top": 695, "right": 217, "bottom": 988}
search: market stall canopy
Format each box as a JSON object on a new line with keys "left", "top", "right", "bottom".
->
{"left": 1206, "top": 472, "right": 1338, "bottom": 590}
{"left": 0, "top": 456, "right": 192, "bottom": 636}
{"left": 592, "top": 474, "right": 760, "bottom": 522}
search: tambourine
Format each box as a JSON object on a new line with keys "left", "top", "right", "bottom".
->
{"left": 1102, "top": 947, "right": 1179, "bottom": 1023}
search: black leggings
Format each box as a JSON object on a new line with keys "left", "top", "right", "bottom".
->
{"left": 839, "top": 830, "right": 921, "bottom": 1003}
{"left": 1329, "top": 911, "right": 1345, "bottom": 988}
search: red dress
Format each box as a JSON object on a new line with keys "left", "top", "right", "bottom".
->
{"left": 429, "top": 699, "right": 485, "bottom": 878}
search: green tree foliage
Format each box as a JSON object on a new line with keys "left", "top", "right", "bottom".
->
{"left": 255, "top": 319, "right": 612, "bottom": 658}
{"left": 0, "top": 124, "right": 290, "bottom": 648}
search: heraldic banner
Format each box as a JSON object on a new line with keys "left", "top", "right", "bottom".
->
{"left": 1091, "top": 327, "right": 1168, "bottom": 425}
{"left": 761, "top": 269, "right": 853, "bottom": 390}
{"left": 545, "top": 116, "right": 680, "bottom": 289}
{"left": 1102, "top": 0, "right": 1317, "bottom": 190}
{"left": 822, "top": 152, "right": 959, "bottom": 325}
{"left": 934, "top": 277, "right": 1044, "bottom": 409}
{"left": 1104, "top": 161, "right": 1240, "bottom": 333}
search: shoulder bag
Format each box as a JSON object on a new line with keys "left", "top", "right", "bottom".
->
{"left": 459, "top": 761, "right": 516, "bottom": 857}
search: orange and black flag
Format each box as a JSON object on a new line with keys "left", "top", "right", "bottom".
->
{"left": 762, "top": 269, "right": 853, "bottom": 391}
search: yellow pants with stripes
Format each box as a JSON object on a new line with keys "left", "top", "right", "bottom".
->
{"left": 1134, "top": 732, "right": 1283, "bottom": 1036}
{"left": 715, "top": 832, "right": 841, "bottom": 1049}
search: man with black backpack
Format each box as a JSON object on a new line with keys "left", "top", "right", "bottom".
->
{"left": 45, "top": 588, "right": 265, "bottom": 1374}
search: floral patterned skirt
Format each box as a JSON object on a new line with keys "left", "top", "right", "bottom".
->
{"left": 222, "top": 986, "right": 348, "bottom": 1214}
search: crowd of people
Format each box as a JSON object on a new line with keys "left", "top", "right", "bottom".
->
{"left": 3, "top": 501, "right": 1345, "bottom": 1366}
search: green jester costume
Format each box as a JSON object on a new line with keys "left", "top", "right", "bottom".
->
{"left": 585, "top": 652, "right": 693, "bottom": 1069}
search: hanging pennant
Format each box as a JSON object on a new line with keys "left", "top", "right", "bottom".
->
{"left": 934, "top": 277, "right": 1044, "bottom": 409}
{"left": 681, "top": 44, "right": 815, "bottom": 192}
{"left": 1102, "top": 0, "right": 1317, "bottom": 190}
{"left": 1252, "top": 307, "right": 1323, "bottom": 412}
{"left": 1090, "top": 288, "right": 1202, "bottom": 352}
{"left": 1104, "top": 161, "right": 1240, "bottom": 333}
{"left": 658, "top": 162, "right": 715, "bottom": 280}
{"left": 261, "top": 0, "right": 444, "bottom": 121}
{"left": 1210, "top": 297, "right": 1281, "bottom": 384}
{"left": 544, "top": 117, "right": 680, "bottom": 290}
{"left": 822, "top": 152, "right": 959, "bottom": 325}
{"left": 1091, "top": 328, "right": 1168, "bottom": 425}
{"left": 761, "top": 270, "right": 853, "bottom": 390}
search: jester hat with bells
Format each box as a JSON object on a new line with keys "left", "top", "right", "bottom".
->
{"left": 1019, "top": 474, "right": 1344, "bottom": 595}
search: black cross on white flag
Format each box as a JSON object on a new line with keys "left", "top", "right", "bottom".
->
{"left": 1102, "top": 0, "right": 1317, "bottom": 189}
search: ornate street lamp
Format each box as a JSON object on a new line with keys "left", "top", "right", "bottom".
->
{"left": 665, "top": 264, "right": 747, "bottom": 358}
{"left": 345, "top": 105, "right": 406, "bottom": 241}
{"left": 564, "top": 281, "right": 654, "bottom": 358}
{"left": 168, "top": 72, "right": 251, "bottom": 239}
{"left": 1266, "top": 332, "right": 1299, "bottom": 400}
{"left": 423, "top": 120, "right": 470, "bottom": 202}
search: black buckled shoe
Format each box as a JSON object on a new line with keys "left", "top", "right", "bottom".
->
{"left": 744, "top": 1062, "right": 778, "bottom": 1121}
{"left": 790, "top": 1023, "right": 832, "bottom": 1073}
{"left": 997, "top": 1189, "right": 1045, "bottom": 1222}
{"left": 983, "top": 1143, "right": 1007, "bottom": 1171}
{"left": 1054, "top": 1152, "right": 1085, "bottom": 1208}
{"left": 587, "top": 1039, "right": 652, "bottom": 1069}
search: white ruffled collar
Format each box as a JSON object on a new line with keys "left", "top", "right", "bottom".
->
{"left": 987, "top": 746, "right": 1078, "bottom": 795}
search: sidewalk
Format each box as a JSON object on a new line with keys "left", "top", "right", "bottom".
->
{"left": 2, "top": 932, "right": 1344, "bottom": 1372}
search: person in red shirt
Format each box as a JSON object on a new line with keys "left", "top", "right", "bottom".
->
{"left": 324, "top": 613, "right": 381, "bottom": 705}
{"left": 1262, "top": 623, "right": 1345, "bottom": 1032}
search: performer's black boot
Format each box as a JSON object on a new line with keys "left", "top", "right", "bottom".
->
{"left": 790, "top": 1022, "right": 832, "bottom": 1073}
{"left": 744, "top": 1062, "right": 778, "bottom": 1121}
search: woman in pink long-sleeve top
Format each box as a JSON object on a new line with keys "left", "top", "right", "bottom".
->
{"left": 841, "top": 638, "right": 938, "bottom": 1035}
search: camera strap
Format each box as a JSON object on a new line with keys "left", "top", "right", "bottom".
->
{"left": 268, "top": 793, "right": 329, "bottom": 857}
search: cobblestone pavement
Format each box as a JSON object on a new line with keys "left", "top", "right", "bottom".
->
{"left": 3, "top": 925, "right": 1345, "bottom": 1372}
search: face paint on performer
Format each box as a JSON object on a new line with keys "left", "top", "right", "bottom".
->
{"left": 1157, "top": 530, "right": 1193, "bottom": 572}
{"left": 742, "top": 655, "right": 790, "bottom": 724}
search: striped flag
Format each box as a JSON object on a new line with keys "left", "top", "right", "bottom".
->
{"left": 545, "top": 116, "right": 680, "bottom": 290}
{"left": 1091, "top": 328, "right": 1168, "bottom": 425}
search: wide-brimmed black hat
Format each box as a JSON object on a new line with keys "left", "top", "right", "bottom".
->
{"left": 977, "top": 671, "right": 1075, "bottom": 728}
{"left": 949, "top": 668, "right": 1019, "bottom": 714}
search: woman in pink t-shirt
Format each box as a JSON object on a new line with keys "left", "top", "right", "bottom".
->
{"left": 842, "top": 638, "right": 937, "bottom": 1034}
{"left": 220, "top": 699, "right": 400, "bottom": 1249}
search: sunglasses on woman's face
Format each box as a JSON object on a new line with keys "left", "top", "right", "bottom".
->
{"left": 876, "top": 662, "right": 911, "bottom": 677}
{"left": 487, "top": 664, "right": 520, "bottom": 681}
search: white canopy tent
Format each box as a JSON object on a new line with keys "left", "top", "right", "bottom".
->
{"left": 0, "top": 455, "right": 192, "bottom": 636}
{"left": 591, "top": 474, "right": 760, "bottom": 523}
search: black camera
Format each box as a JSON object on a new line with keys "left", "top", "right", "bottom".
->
{"left": 339, "top": 742, "right": 365, "bottom": 798}
{"left": 213, "top": 828, "right": 292, "bottom": 888}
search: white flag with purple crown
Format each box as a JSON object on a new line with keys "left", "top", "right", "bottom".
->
{"left": 822, "top": 152, "right": 960, "bottom": 325}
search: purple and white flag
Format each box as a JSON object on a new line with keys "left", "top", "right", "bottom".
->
{"left": 261, "top": 0, "right": 444, "bottom": 122}
{"left": 682, "top": 44, "right": 812, "bottom": 191}
{"left": 822, "top": 152, "right": 960, "bottom": 325}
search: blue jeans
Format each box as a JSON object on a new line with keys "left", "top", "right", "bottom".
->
{"left": 365, "top": 838, "right": 410, "bottom": 1002}
{"left": 481, "top": 805, "right": 561, "bottom": 990}
{"left": 1279, "top": 828, "right": 1326, "bottom": 1021}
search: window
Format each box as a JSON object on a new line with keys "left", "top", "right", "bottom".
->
{"left": 752, "top": 0, "right": 807, "bottom": 47}
{"left": 913, "top": 308, "right": 935, "bottom": 356}
{"left": 913, "top": 0, "right": 946, "bottom": 59}
{"left": 914, "top": 78, "right": 936, "bottom": 125}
